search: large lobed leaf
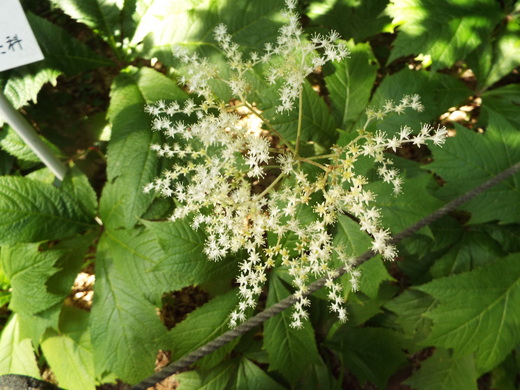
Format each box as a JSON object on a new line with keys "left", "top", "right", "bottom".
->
{"left": 0, "top": 127, "right": 62, "bottom": 165}
{"left": 387, "top": 0, "right": 502, "bottom": 71}
{"left": 417, "top": 253, "right": 520, "bottom": 373}
{"left": 384, "top": 289, "right": 436, "bottom": 347}
{"left": 481, "top": 84, "right": 520, "bottom": 129}
{"left": 49, "top": 0, "right": 131, "bottom": 53}
{"left": 260, "top": 81, "right": 339, "bottom": 148}
{"left": 429, "top": 230, "right": 505, "bottom": 278}
{"left": 326, "top": 326, "right": 407, "bottom": 388}
{"left": 41, "top": 307, "right": 96, "bottom": 390}
{"left": 333, "top": 215, "right": 394, "bottom": 299}
{"left": 468, "top": 9, "right": 520, "bottom": 90}
{"left": 0, "top": 314, "right": 40, "bottom": 378}
{"left": 99, "top": 66, "right": 187, "bottom": 229}
{"left": 90, "top": 231, "right": 171, "bottom": 384}
{"left": 168, "top": 289, "right": 240, "bottom": 370}
{"left": 1, "top": 244, "right": 62, "bottom": 317}
{"left": 26, "top": 12, "right": 113, "bottom": 76}
{"left": 263, "top": 272, "right": 320, "bottom": 385}
{"left": 0, "top": 176, "right": 95, "bottom": 245}
{"left": 308, "top": 0, "right": 391, "bottom": 43}
{"left": 144, "top": 220, "right": 238, "bottom": 289}
{"left": 367, "top": 174, "right": 443, "bottom": 236}
{"left": 404, "top": 348, "right": 478, "bottom": 390}
{"left": 134, "top": 0, "right": 283, "bottom": 63}
{"left": 426, "top": 111, "right": 520, "bottom": 225}
{"left": 324, "top": 40, "right": 378, "bottom": 132}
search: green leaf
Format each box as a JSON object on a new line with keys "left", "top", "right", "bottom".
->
{"left": 325, "top": 40, "right": 378, "bottom": 132}
{"left": 50, "top": 0, "right": 126, "bottom": 53}
{"left": 0, "top": 150, "right": 14, "bottom": 175}
{"left": 326, "top": 326, "right": 407, "bottom": 388}
{"left": 295, "top": 357, "right": 343, "bottom": 390}
{"left": 176, "top": 371, "right": 202, "bottom": 390}
{"left": 263, "top": 272, "right": 320, "bottom": 385}
{"left": 417, "top": 253, "right": 520, "bottom": 373}
{"left": 168, "top": 289, "right": 240, "bottom": 369}
{"left": 333, "top": 214, "right": 373, "bottom": 257}
{"left": 426, "top": 112, "right": 520, "bottom": 225}
{"left": 404, "top": 348, "right": 478, "bottom": 390}
{"left": 144, "top": 220, "right": 238, "bottom": 290}
{"left": 45, "top": 231, "right": 98, "bottom": 299}
{"left": 41, "top": 307, "right": 96, "bottom": 390}
{"left": 192, "top": 360, "right": 236, "bottom": 390}
{"left": 236, "top": 357, "right": 286, "bottom": 390}
{"left": 26, "top": 12, "right": 113, "bottom": 75}
{"left": 367, "top": 174, "right": 443, "bottom": 236}
{"left": 429, "top": 231, "right": 505, "bottom": 278}
{"left": 482, "top": 223, "right": 520, "bottom": 253}
{"left": 1, "top": 243, "right": 63, "bottom": 316}
{"left": 0, "top": 126, "right": 62, "bottom": 164}
{"left": 358, "top": 257, "right": 394, "bottom": 299}
{"left": 333, "top": 215, "right": 394, "bottom": 298}
{"left": 384, "top": 289, "right": 435, "bottom": 345}
{"left": 490, "top": 351, "right": 519, "bottom": 390}
{"left": 387, "top": 0, "right": 502, "bottom": 71}
{"left": 99, "top": 66, "right": 187, "bottom": 229}
{"left": 481, "top": 84, "right": 520, "bottom": 128}
{"left": 17, "top": 306, "right": 62, "bottom": 348}
{"left": 90, "top": 231, "right": 170, "bottom": 384}
{"left": 62, "top": 165, "right": 98, "bottom": 220}
{"left": 101, "top": 227, "right": 172, "bottom": 304}
{"left": 470, "top": 12, "right": 520, "bottom": 90}
{"left": 1, "top": 65, "right": 60, "bottom": 113}
{"left": 0, "top": 314, "right": 40, "bottom": 378}
{"left": 308, "top": 0, "right": 391, "bottom": 42}
{"left": 135, "top": 0, "right": 283, "bottom": 63}
{"left": 0, "top": 176, "right": 94, "bottom": 245}
{"left": 262, "top": 81, "right": 339, "bottom": 147}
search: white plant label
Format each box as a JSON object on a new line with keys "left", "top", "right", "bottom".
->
{"left": 0, "top": 0, "right": 44, "bottom": 72}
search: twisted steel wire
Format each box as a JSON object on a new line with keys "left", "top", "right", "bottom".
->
{"left": 131, "top": 160, "right": 520, "bottom": 390}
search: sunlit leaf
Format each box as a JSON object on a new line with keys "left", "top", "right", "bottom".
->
{"left": 325, "top": 40, "right": 378, "bottom": 132}
{"left": 387, "top": 0, "right": 502, "bottom": 71}
{"left": 99, "top": 66, "right": 187, "bottom": 229}
{"left": 0, "top": 314, "right": 40, "bottom": 378}
{"left": 41, "top": 307, "right": 96, "bottom": 390}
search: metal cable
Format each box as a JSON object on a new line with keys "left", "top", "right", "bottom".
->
{"left": 131, "top": 160, "right": 520, "bottom": 390}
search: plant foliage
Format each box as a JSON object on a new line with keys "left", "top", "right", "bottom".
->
{"left": 0, "top": 0, "right": 519, "bottom": 389}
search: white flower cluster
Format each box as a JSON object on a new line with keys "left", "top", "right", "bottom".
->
{"left": 144, "top": 0, "right": 448, "bottom": 328}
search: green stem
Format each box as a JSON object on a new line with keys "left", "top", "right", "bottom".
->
{"left": 242, "top": 101, "right": 296, "bottom": 154}
{"left": 295, "top": 89, "right": 304, "bottom": 156}
{"left": 307, "top": 153, "right": 334, "bottom": 160}
{"left": 256, "top": 172, "right": 285, "bottom": 199}
{"left": 298, "top": 157, "right": 328, "bottom": 171}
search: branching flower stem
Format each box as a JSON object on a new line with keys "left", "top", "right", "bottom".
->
{"left": 242, "top": 101, "right": 296, "bottom": 154}
{"left": 144, "top": 0, "right": 447, "bottom": 328}
{"left": 295, "top": 90, "right": 304, "bottom": 156}
{"left": 255, "top": 172, "right": 285, "bottom": 199}
{"left": 297, "top": 157, "right": 328, "bottom": 171}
